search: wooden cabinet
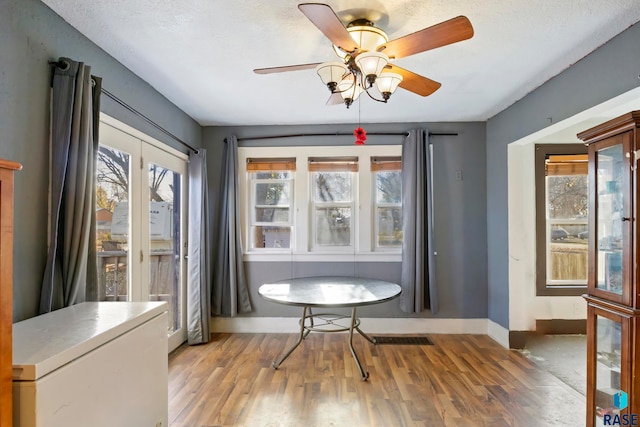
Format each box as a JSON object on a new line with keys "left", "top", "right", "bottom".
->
{"left": 579, "top": 111, "right": 640, "bottom": 426}
{"left": 0, "top": 159, "right": 22, "bottom": 427}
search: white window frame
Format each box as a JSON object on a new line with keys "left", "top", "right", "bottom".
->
{"left": 310, "top": 169, "right": 356, "bottom": 252}
{"left": 249, "top": 171, "right": 294, "bottom": 250}
{"left": 238, "top": 145, "right": 402, "bottom": 262}
{"left": 251, "top": 176, "right": 293, "bottom": 227}
{"left": 372, "top": 167, "right": 403, "bottom": 251}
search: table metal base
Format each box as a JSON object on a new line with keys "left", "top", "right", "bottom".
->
{"left": 272, "top": 306, "right": 376, "bottom": 381}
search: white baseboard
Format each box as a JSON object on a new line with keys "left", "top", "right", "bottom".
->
{"left": 487, "top": 319, "right": 510, "bottom": 348}
{"left": 210, "top": 317, "right": 491, "bottom": 335}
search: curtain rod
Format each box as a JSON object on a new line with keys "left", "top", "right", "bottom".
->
{"left": 49, "top": 60, "right": 199, "bottom": 155}
{"left": 101, "top": 87, "right": 199, "bottom": 154}
{"left": 228, "top": 131, "right": 457, "bottom": 142}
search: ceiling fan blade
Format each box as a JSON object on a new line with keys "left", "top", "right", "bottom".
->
{"left": 326, "top": 92, "right": 343, "bottom": 106}
{"left": 377, "top": 16, "right": 473, "bottom": 59}
{"left": 298, "top": 3, "right": 359, "bottom": 54}
{"left": 386, "top": 65, "right": 441, "bottom": 97}
{"left": 254, "top": 63, "right": 321, "bottom": 74}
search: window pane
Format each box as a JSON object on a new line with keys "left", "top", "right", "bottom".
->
{"left": 547, "top": 175, "right": 588, "bottom": 219}
{"left": 545, "top": 171, "right": 588, "bottom": 285}
{"left": 254, "top": 226, "right": 291, "bottom": 249}
{"left": 314, "top": 172, "right": 352, "bottom": 202}
{"left": 254, "top": 171, "right": 291, "bottom": 180}
{"left": 548, "top": 224, "right": 588, "bottom": 282}
{"left": 255, "top": 182, "right": 291, "bottom": 206}
{"left": 148, "top": 163, "right": 182, "bottom": 334}
{"left": 96, "top": 145, "right": 130, "bottom": 302}
{"left": 249, "top": 170, "right": 293, "bottom": 249}
{"left": 377, "top": 207, "right": 403, "bottom": 246}
{"left": 376, "top": 171, "right": 402, "bottom": 204}
{"left": 315, "top": 207, "right": 351, "bottom": 246}
{"left": 255, "top": 207, "right": 290, "bottom": 223}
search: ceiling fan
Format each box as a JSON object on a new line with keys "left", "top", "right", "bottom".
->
{"left": 254, "top": 3, "right": 474, "bottom": 108}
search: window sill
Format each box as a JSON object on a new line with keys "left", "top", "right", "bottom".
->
{"left": 243, "top": 251, "right": 402, "bottom": 263}
{"left": 536, "top": 285, "right": 588, "bottom": 297}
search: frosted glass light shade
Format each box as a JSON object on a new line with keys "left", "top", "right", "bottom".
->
{"left": 338, "top": 74, "right": 363, "bottom": 102}
{"left": 355, "top": 52, "right": 389, "bottom": 80}
{"left": 375, "top": 72, "right": 403, "bottom": 95}
{"left": 333, "top": 25, "right": 388, "bottom": 58}
{"left": 351, "top": 25, "right": 388, "bottom": 52}
{"left": 315, "top": 62, "right": 348, "bottom": 89}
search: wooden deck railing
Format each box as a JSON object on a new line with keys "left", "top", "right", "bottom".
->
{"left": 97, "top": 250, "right": 178, "bottom": 331}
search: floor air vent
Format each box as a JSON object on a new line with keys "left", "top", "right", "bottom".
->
{"left": 373, "top": 336, "right": 434, "bottom": 345}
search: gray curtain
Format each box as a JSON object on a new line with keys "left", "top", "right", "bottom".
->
{"left": 187, "top": 149, "right": 211, "bottom": 344}
{"left": 212, "top": 136, "right": 252, "bottom": 316}
{"left": 40, "top": 58, "right": 101, "bottom": 313}
{"left": 400, "top": 129, "right": 437, "bottom": 313}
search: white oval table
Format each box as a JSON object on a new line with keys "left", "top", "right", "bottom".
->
{"left": 258, "top": 276, "right": 401, "bottom": 380}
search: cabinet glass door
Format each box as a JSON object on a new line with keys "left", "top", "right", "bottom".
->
{"left": 596, "top": 145, "right": 624, "bottom": 295}
{"left": 590, "top": 133, "right": 632, "bottom": 307}
{"left": 594, "top": 314, "right": 623, "bottom": 425}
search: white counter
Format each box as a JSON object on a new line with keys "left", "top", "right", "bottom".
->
{"left": 13, "top": 302, "right": 169, "bottom": 427}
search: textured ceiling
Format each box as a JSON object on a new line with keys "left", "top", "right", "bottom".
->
{"left": 40, "top": 0, "right": 640, "bottom": 127}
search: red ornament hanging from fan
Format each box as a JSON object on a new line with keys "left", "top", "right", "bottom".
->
{"left": 354, "top": 127, "right": 367, "bottom": 145}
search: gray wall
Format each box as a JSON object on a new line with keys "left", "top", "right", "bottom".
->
{"left": 486, "top": 22, "right": 640, "bottom": 328}
{"left": 1, "top": 0, "right": 202, "bottom": 321}
{"left": 10, "top": 0, "right": 634, "bottom": 327}
{"left": 203, "top": 122, "right": 488, "bottom": 318}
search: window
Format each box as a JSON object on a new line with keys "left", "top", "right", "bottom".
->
{"left": 247, "top": 158, "right": 295, "bottom": 250}
{"left": 238, "top": 145, "right": 402, "bottom": 261}
{"left": 309, "top": 157, "right": 357, "bottom": 250}
{"left": 372, "top": 156, "right": 403, "bottom": 249}
{"left": 535, "top": 144, "right": 588, "bottom": 296}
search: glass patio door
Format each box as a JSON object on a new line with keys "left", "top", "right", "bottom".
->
{"left": 143, "top": 145, "right": 187, "bottom": 351}
{"left": 96, "top": 120, "right": 188, "bottom": 352}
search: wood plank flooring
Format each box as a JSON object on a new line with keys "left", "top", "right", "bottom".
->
{"left": 168, "top": 333, "right": 585, "bottom": 427}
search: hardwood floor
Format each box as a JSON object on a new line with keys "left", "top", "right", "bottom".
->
{"left": 168, "top": 333, "right": 585, "bottom": 426}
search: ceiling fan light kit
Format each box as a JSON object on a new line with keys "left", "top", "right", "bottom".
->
{"left": 255, "top": 3, "right": 474, "bottom": 109}
{"left": 315, "top": 50, "right": 399, "bottom": 108}
{"left": 315, "top": 61, "right": 349, "bottom": 92}
{"left": 354, "top": 51, "right": 389, "bottom": 86}
{"left": 375, "top": 72, "right": 404, "bottom": 100}
{"left": 338, "top": 74, "right": 364, "bottom": 107}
